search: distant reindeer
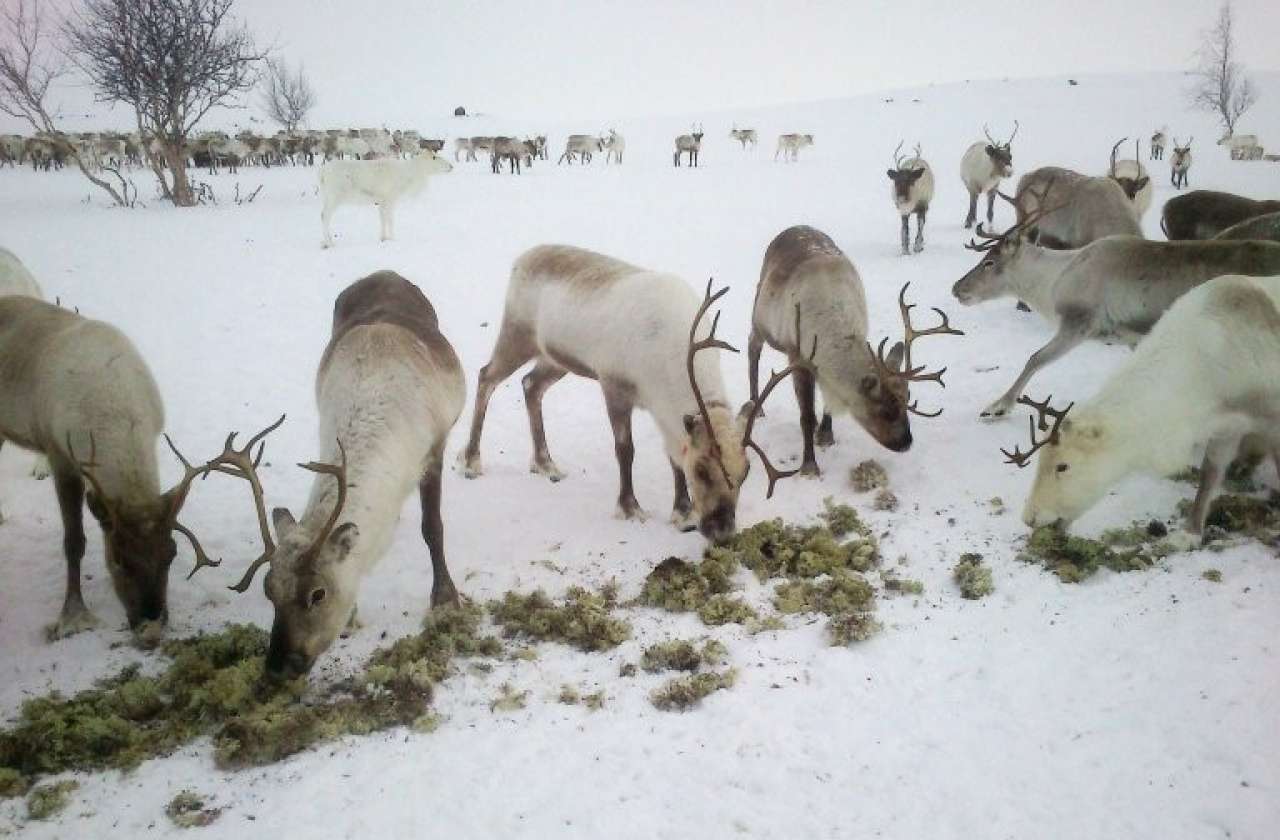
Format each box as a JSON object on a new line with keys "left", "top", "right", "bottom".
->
{"left": 954, "top": 210, "right": 1280, "bottom": 417}
{"left": 961, "top": 122, "right": 1018, "bottom": 228}
{"left": 1170, "top": 138, "right": 1193, "bottom": 189}
{"left": 1161, "top": 191, "right": 1280, "bottom": 240}
{"left": 532, "top": 135, "right": 548, "bottom": 160}
{"left": 1107, "top": 137, "right": 1152, "bottom": 219}
{"left": 1150, "top": 126, "right": 1168, "bottom": 160}
{"left": 0, "top": 297, "right": 274, "bottom": 641}
{"left": 1218, "top": 130, "right": 1262, "bottom": 161}
{"left": 558, "top": 134, "right": 602, "bottom": 165}
{"left": 603, "top": 129, "right": 625, "bottom": 164}
{"left": 491, "top": 136, "right": 535, "bottom": 174}
{"left": 749, "top": 226, "right": 962, "bottom": 474}
{"left": 730, "top": 125, "right": 757, "bottom": 150}
{"left": 453, "top": 137, "right": 475, "bottom": 162}
{"left": 215, "top": 272, "right": 466, "bottom": 679}
{"left": 463, "top": 245, "right": 799, "bottom": 541}
{"left": 674, "top": 124, "right": 704, "bottom": 167}
{"left": 774, "top": 133, "right": 814, "bottom": 162}
{"left": 319, "top": 150, "right": 453, "bottom": 247}
{"left": 1014, "top": 275, "right": 1280, "bottom": 540}
{"left": 886, "top": 141, "right": 934, "bottom": 255}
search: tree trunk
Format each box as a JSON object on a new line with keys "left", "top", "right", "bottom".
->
{"left": 162, "top": 141, "right": 194, "bottom": 207}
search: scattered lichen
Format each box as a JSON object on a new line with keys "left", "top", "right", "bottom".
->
{"left": 718, "top": 518, "right": 878, "bottom": 583}
{"left": 953, "top": 554, "right": 995, "bottom": 599}
{"left": 1019, "top": 525, "right": 1160, "bottom": 583}
{"left": 773, "top": 569, "right": 880, "bottom": 645}
{"left": 640, "top": 640, "right": 727, "bottom": 674}
{"left": 639, "top": 554, "right": 738, "bottom": 613}
{"left": 489, "top": 683, "right": 529, "bottom": 713}
{"left": 489, "top": 586, "right": 631, "bottom": 652}
{"left": 26, "top": 780, "right": 77, "bottom": 821}
{"left": 873, "top": 490, "right": 899, "bottom": 512}
{"left": 989, "top": 497, "right": 1006, "bottom": 516}
{"left": 166, "top": 790, "right": 221, "bottom": 829}
{"left": 819, "top": 498, "right": 869, "bottom": 538}
{"left": 881, "top": 573, "right": 924, "bottom": 596}
{"left": 1202, "top": 568, "right": 1223, "bottom": 583}
{"left": 1202, "top": 493, "right": 1280, "bottom": 539}
{"left": 0, "top": 768, "right": 28, "bottom": 799}
{"left": 849, "top": 459, "right": 888, "bottom": 493}
{"left": 696, "top": 594, "right": 759, "bottom": 626}
{"left": 558, "top": 686, "right": 605, "bottom": 710}
{"left": 650, "top": 670, "right": 737, "bottom": 711}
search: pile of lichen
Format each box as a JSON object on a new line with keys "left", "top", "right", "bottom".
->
{"left": 637, "top": 553, "right": 757, "bottom": 626}
{"left": 489, "top": 585, "right": 632, "bottom": 651}
{"left": 1193, "top": 492, "right": 1280, "bottom": 541}
{"left": 650, "top": 670, "right": 738, "bottom": 711}
{"left": 1019, "top": 522, "right": 1171, "bottom": 583}
{"left": 953, "top": 554, "right": 994, "bottom": 599}
{"left": 166, "top": 790, "right": 221, "bottom": 829}
{"left": 25, "top": 780, "right": 77, "bottom": 821}
{"left": 639, "top": 639, "right": 727, "bottom": 673}
{"left": 0, "top": 606, "right": 504, "bottom": 789}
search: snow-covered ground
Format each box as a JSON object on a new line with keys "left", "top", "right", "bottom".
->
{"left": 2, "top": 72, "right": 1279, "bottom": 839}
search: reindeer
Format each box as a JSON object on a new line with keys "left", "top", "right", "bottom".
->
{"left": 953, "top": 210, "right": 1280, "bottom": 418}
{"left": 886, "top": 142, "right": 934, "bottom": 255}
{"left": 674, "top": 124, "right": 704, "bottom": 167}
{"left": 0, "top": 247, "right": 43, "bottom": 299}
{"left": 558, "top": 134, "right": 602, "bottom": 165}
{"left": 1218, "top": 131, "right": 1260, "bottom": 160}
{"left": 532, "top": 135, "right": 548, "bottom": 160}
{"left": 960, "top": 122, "right": 1018, "bottom": 228}
{"left": 1107, "top": 137, "right": 1152, "bottom": 219}
{"left": 462, "top": 245, "right": 800, "bottom": 542}
{"left": 1002, "top": 168, "right": 1140, "bottom": 249}
{"left": 1170, "top": 138, "right": 1193, "bottom": 189}
{"left": 1150, "top": 126, "right": 1168, "bottom": 160}
{"left": 453, "top": 137, "right": 475, "bottom": 162}
{"left": 730, "top": 126, "right": 757, "bottom": 150}
{"left": 749, "top": 226, "right": 962, "bottom": 474}
{"left": 1011, "top": 274, "right": 1280, "bottom": 541}
{"left": 207, "top": 272, "right": 466, "bottom": 679}
{"left": 1161, "top": 191, "right": 1280, "bottom": 240}
{"left": 1215, "top": 211, "right": 1280, "bottom": 243}
{"left": 774, "top": 133, "right": 814, "bottom": 162}
{"left": 319, "top": 150, "right": 453, "bottom": 247}
{"left": 602, "top": 129, "right": 625, "bottom": 164}
{"left": 0, "top": 297, "right": 275, "bottom": 641}
{"left": 491, "top": 136, "right": 535, "bottom": 174}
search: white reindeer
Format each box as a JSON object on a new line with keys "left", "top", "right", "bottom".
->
{"left": 558, "top": 134, "right": 602, "bottom": 165}
{"left": 1218, "top": 131, "right": 1261, "bottom": 160}
{"left": 603, "top": 129, "right": 626, "bottom": 164}
{"left": 774, "top": 133, "right": 814, "bottom": 162}
{"left": 749, "top": 226, "right": 961, "bottom": 474}
{"left": 961, "top": 122, "right": 1018, "bottom": 228}
{"left": 1170, "top": 138, "right": 1193, "bottom": 189}
{"left": 730, "top": 126, "right": 757, "bottom": 150}
{"left": 319, "top": 150, "right": 452, "bottom": 248}
{"left": 213, "top": 271, "right": 466, "bottom": 679}
{"left": 1106, "top": 137, "right": 1152, "bottom": 219}
{"left": 1150, "top": 126, "right": 1168, "bottom": 160}
{"left": 674, "top": 124, "right": 704, "bottom": 167}
{"left": 0, "top": 247, "right": 43, "bottom": 299}
{"left": 1015, "top": 274, "right": 1280, "bottom": 540}
{"left": 886, "top": 142, "right": 934, "bottom": 255}
{"left": 462, "top": 245, "right": 799, "bottom": 541}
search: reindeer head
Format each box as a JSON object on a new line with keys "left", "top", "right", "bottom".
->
{"left": 886, "top": 141, "right": 927, "bottom": 208}
{"left": 692, "top": 122, "right": 704, "bottom": 143}
{"left": 983, "top": 121, "right": 1018, "bottom": 176}
{"left": 954, "top": 180, "right": 1063, "bottom": 304}
{"left": 414, "top": 147, "right": 453, "bottom": 173}
{"left": 1001, "top": 396, "right": 1115, "bottom": 528}
{"left": 1108, "top": 138, "right": 1150, "bottom": 200}
{"left": 1172, "top": 138, "right": 1193, "bottom": 167}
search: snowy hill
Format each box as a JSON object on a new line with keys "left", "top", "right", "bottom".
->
{"left": 1, "top": 71, "right": 1279, "bottom": 839}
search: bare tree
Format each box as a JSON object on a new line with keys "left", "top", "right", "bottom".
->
{"left": 262, "top": 58, "right": 314, "bottom": 132}
{"left": 1188, "top": 1, "right": 1257, "bottom": 137}
{"left": 64, "top": 0, "right": 266, "bottom": 207}
{"left": 0, "top": 0, "right": 132, "bottom": 206}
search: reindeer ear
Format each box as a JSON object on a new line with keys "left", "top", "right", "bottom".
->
{"left": 885, "top": 341, "right": 905, "bottom": 371}
{"left": 886, "top": 169, "right": 898, "bottom": 180}
{"left": 683, "top": 413, "right": 698, "bottom": 435}
{"left": 736, "top": 401, "right": 755, "bottom": 433}
{"left": 1135, "top": 177, "right": 1150, "bottom": 191}
{"left": 272, "top": 507, "right": 297, "bottom": 540}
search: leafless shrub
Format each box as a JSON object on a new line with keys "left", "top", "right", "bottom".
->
{"left": 1188, "top": 1, "right": 1257, "bottom": 135}
{"left": 262, "top": 58, "right": 314, "bottom": 132}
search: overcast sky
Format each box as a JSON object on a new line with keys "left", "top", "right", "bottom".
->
{"left": 9, "top": 0, "right": 1280, "bottom": 129}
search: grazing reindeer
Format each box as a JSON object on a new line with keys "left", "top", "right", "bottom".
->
{"left": 961, "top": 122, "right": 1018, "bottom": 228}
{"left": 674, "top": 124, "right": 705, "bottom": 167}
{"left": 491, "top": 137, "right": 535, "bottom": 174}
{"left": 214, "top": 272, "right": 466, "bottom": 678}
{"left": 1150, "top": 126, "right": 1168, "bottom": 160}
{"left": 1161, "top": 191, "right": 1280, "bottom": 240}
{"left": 319, "top": 150, "right": 453, "bottom": 247}
{"left": 1107, "top": 138, "right": 1152, "bottom": 219}
{"left": 558, "top": 134, "right": 602, "bottom": 165}
{"left": 1170, "top": 138, "right": 1193, "bottom": 189}
{"left": 453, "top": 137, "right": 476, "bottom": 162}
{"left": 532, "top": 135, "right": 548, "bottom": 160}
{"left": 1003, "top": 168, "right": 1140, "bottom": 249}
{"left": 886, "top": 142, "right": 934, "bottom": 255}
{"left": 730, "top": 125, "right": 758, "bottom": 150}
{"left": 749, "top": 226, "right": 962, "bottom": 474}
{"left": 1013, "top": 274, "right": 1280, "bottom": 540}
{"left": 462, "top": 245, "right": 800, "bottom": 541}
{"left": 603, "top": 129, "right": 625, "bottom": 164}
{"left": 0, "top": 297, "right": 268, "bottom": 640}
{"left": 953, "top": 212, "right": 1280, "bottom": 418}
{"left": 774, "top": 133, "right": 814, "bottom": 162}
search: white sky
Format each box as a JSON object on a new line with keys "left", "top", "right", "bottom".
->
{"left": 9, "top": 0, "right": 1280, "bottom": 129}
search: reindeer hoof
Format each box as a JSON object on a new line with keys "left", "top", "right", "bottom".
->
{"left": 530, "top": 461, "right": 566, "bottom": 482}
{"left": 617, "top": 503, "right": 648, "bottom": 522}
{"left": 979, "top": 402, "right": 1010, "bottom": 419}
{"left": 45, "top": 607, "right": 100, "bottom": 642}
{"left": 671, "top": 509, "right": 697, "bottom": 532}
{"left": 430, "top": 584, "right": 462, "bottom": 609}
{"left": 800, "top": 461, "right": 821, "bottom": 478}
{"left": 30, "top": 456, "right": 50, "bottom": 480}
{"left": 459, "top": 451, "right": 482, "bottom": 478}
{"left": 913, "top": 241, "right": 924, "bottom": 254}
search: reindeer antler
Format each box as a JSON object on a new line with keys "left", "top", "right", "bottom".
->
{"left": 65, "top": 432, "right": 117, "bottom": 530}
{"left": 1007, "top": 120, "right": 1019, "bottom": 145}
{"left": 740, "top": 304, "right": 817, "bottom": 497}
{"left": 868, "top": 283, "right": 965, "bottom": 417}
{"left": 1000, "top": 394, "right": 1073, "bottom": 467}
{"left": 297, "top": 440, "right": 349, "bottom": 557}
{"left": 892, "top": 140, "right": 906, "bottom": 169}
{"left": 1109, "top": 137, "right": 1127, "bottom": 177}
{"left": 687, "top": 279, "right": 740, "bottom": 484}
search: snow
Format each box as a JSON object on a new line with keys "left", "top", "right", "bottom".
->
{"left": 2, "top": 71, "right": 1279, "bottom": 839}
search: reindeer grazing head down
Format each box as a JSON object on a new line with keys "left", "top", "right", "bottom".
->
{"left": 886, "top": 141, "right": 927, "bottom": 210}
{"left": 983, "top": 121, "right": 1018, "bottom": 176}
{"left": 1108, "top": 137, "right": 1149, "bottom": 200}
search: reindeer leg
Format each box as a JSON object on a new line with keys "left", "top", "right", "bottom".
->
{"left": 986, "top": 189, "right": 997, "bottom": 224}
{"left": 899, "top": 214, "right": 910, "bottom": 256}
{"left": 48, "top": 465, "right": 98, "bottom": 640}
{"left": 603, "top": 380, "right": 645, "bottom": 521}
{"left": 792, "top": 366, "right": 820, "bottom": 476}
{"left": 914, "top": 208, "right": 927, "bottom": 253}
{"left": 523, "top": 360, "right": 569, "bottom": 481}
{"left": 1187, "top": 434, "right": 1242, "bottom": 537}
{"left": 321, "top": 202, "right": 335, "bottom": 248}
{"left": 981, "top": 319, "right": 1089, "bottom": 419}
{"left": 746, "top": 329, "right": 764, "bottom": 414}
{"left": 816, "top": 413, "right": 835, "bottom": 448}
{"left": 462, "top": 323, "right": 535, "bottom": 477}
{"left": 420, "top": 445, "right": 460, "bottom": 608}
{"left": 670, "top": 460, "right": 696, "bottom": 532}
{"left": 965, "top": 191, "right": 978, "bottom": 229}
{"left": 378, "top": 203, "right": 392, "bottom": 242}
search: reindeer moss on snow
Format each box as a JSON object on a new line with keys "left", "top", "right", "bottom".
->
{"left": 25, "top": 780, "right": 78, "bottom": 821}
{"left": 488, "top": 585, "right": 631, "bottom": 651}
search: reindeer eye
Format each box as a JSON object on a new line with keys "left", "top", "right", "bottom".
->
{"left": 309, "top": 587, "right": 327, "bottom": 607}
{"left": 1056, "top": 464, "right": 1070, "bottom": 474}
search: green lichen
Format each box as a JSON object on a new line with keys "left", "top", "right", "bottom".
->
{"left": 640, "top": 639, "right": 727, "bottom": 673}
{"left": 558, "top": 686, "right": 605, "bottom": 710}
{"left": 873, "top": 490, "right": 899, "bottom": 512}
{"left": 953, "top": 554, "right": 995, "bottom": 599}
{"left": 650, "top": 669, "right": 737, "bottom": 711}
{"left": 489, "top": 586, "right": 631, "bottom": 652}
{"left": 1203, "top": 493, "right": 1280, "bottom": 538}
{"left": 696, "top": 594, "right": 758, "bottom": 626}
{"left": 489, "top": 683, "right": 528, "bottom": 713}
{"left": 773, "top": 569, "right": 880, "bottom": 645}
{"left": 719, "top": 518, "right": 879, "bottom": 583}
{"left": 166, "top": 790, "right": 221, "bottom": 829}
{"left": 1202, "top": 568, "right": 1223, "bottom": 583}
{"left": 0, "top": 768, "right": 28, "bottom": 799}
{"left": 881, "top": 573, "right": 924, "bottom": 596}
{"left": 639, "top": 554, "right": 738, "bottom": 613}
{"left": 819, "top": 499, "right": 869, "bottom": 538}
{"left": 1020, "top": 525, "right": 1158, "bottom": 583}
{"left": 849, "top": 459, "right": 888, "bottom": 493}
{"left": 26, "top": 780, "right": 77, "bottom": 821}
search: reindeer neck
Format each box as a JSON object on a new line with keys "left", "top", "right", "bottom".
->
{"left": 1082, "top": 361, "right": 1207, "bottom": 475}
{"left": 80, "top": 427, "right": 162, "bottom": 510}
{"left": 1006, "top": 245, "right": 1077, "bottom": 314}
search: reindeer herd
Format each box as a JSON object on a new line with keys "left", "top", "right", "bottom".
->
{"left": 2, "top": 109, "right": 1280, "bottom": 683}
